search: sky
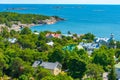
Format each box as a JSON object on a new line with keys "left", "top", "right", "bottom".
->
{"left": 0, "top": 0, "right": 120, "bottom": 4}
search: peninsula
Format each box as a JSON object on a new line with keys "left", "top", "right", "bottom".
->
{"left": 0, "top": 12, "right": 64, "bottom": 31}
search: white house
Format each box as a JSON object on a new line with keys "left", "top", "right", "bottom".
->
{"left": 94, "top": 34, "right": 114, "bottom": 46}
{"left": 62, "top": 34, "right": 73, "bottom": 37}
{"left": 8, "top": 38, "right": 17, "bottom": 43}
{"left": 34, "top": 32, "right": 39, "bottom": 35}
{"left": 46, "top": 41, "right": 54, "bottom": 46}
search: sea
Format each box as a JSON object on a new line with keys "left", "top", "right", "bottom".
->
{"left": 0, "top": 4, "right": 120, "bottom": 40}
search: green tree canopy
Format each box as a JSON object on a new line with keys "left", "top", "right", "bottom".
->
{"left": 68, "top": 58, "right": 87, "bottom": 79}
{"left": 20, "top": 27, "right": 32, "bottom": 35}
{"left": 82, "top": 33, "right": 95, "bottom": 42}
{"left": 86, "top": 63, "right": 104, "bottom": 80}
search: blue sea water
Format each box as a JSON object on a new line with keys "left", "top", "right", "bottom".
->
{"left": 0, "top": 4, "right": 120, "bottom": 40}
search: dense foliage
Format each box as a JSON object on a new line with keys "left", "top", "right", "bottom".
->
{"left": 0, "top": 27, "right": 118, "bottom": 80}
{"left": 0, "top": 12, "right": 50, "bottom": 26}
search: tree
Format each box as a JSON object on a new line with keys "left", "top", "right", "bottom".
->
{"left": 0, "top": 37, "right": 5, "bottom": 49}
{"left": 20, "top": 27, "right": 31, "bottom": 35}
{"left": 10, "top": 29, "right": 17, "bottom": 37}
{"left": 36, "top": 40, "right": 49, "bottom": 52}
{"left": 115, "top": 49, "right": 120, "bottom": 58}
{"left": 56, "top": 74, "right": 73, "bottom": 80}
{"left": 109, "top": 40, "right": 116, "bottom": 48}
{"left": 21, "top": 65, "right": 34, "bottom": 78}
{"left": 68, "top": 58, "right": 87, "bottom": 79}
{"left": 1, "top": 27, "right": 10, "bottom": 38}
{"left": 48, "top": 48, "right": 64, "bottom": 63}
{"left": 68, "top": 31, "right": 71, "bottom": 35}
{"left": 92, "top": 48, "right": 115, "bottom": 71}
{"left": 9, "top": 57, "right": 25, "bottom": 78}
{"left": 82, "top": 33, "right": 95, "bottom": 42}
{"left": 18, "top": 35, "right": 36, "bottom": 49}
{"left": 76, "top": 49, "right": 90, "bottom": 63}
{"left": 41, "top": 76, "right": 56, "bottom": 80}
{"left": 73, "top": 34, "right": 77, "bottom": 37}
{"left": 35, "top": 67, "right": 52, "bottom": 80}
{"left": 19, "top": 75, "right": 29, "bottom": 80}
{"left": 108, "top": 65, "right": 116, "bottom": 80}
{"left": 0, "top": 12, "right": 50, "bottom": 24}
{"left": 38, "top": 32, "right": 46, "bottom": 40}
{"left": 20, "top": 49, "right": 35, "bottom": 63}
{"left": 5, "top": 21, "right": 12, "bottom": 28}
{"left": 0, "top": 53, "right": 8, "bottom": 76}
{"left": 56, "top": 31, "right": 61, "bottom": 34}
{"left": 116, "top": 41, "right": 120, "bottom": 48}
{"left": 41, "top": 74, "right": 73, "bottom": 80}
{"left": 86, "top": 63, "right": 104, "bottom": 80}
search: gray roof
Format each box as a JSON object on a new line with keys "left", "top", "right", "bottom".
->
{"left": 40, "top": 62, "right": 61, "bottom": 69}
{"left": 32, "top": 61, "right": 42, "bottom": 67}
{"left": 32, "top": 61, "right": 62, "bottom": 70}
{"left": 80, "top": 42, "right": 99, "bottom": 50}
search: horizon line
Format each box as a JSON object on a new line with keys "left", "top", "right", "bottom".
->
{"left": 0, "top": 3, "right": 120, "bottom": 5}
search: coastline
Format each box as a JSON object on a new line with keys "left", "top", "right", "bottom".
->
{"left": 0, "top": 16, "right": 64, "bottom": 32}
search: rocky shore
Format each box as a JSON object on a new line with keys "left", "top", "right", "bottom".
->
{"left": 0, "top": 16, "right": 64, "bottom": 32}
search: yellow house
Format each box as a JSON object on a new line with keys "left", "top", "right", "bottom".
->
{"left": 32, "top": 61, "right": 62, "bottom": 75}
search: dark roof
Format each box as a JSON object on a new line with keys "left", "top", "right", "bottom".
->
{"left": 32, "top": 61, "right": 42, "bottom": 67}
{"left": 32, "top": 61, "right": 62, "bottom": 70}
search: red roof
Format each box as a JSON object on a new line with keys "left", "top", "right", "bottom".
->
{"left": 46, "top": 33, "right": 61, "bottom": 38}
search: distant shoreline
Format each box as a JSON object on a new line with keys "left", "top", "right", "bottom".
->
{"left": 0, "top": 18, "right": 63, "bottom": 32}
{"left": 0, "top": 12, "right": 64, "bottom": 32}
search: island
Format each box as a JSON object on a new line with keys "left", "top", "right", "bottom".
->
{"left": 0, "top": 12, "right": 64, "bottom": 31}
{"left": 5, "top": 8, "right": 37, "bottom": 10}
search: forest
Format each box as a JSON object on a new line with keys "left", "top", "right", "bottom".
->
{"left": 0, "top": 27, "right": 119, "bottom": 80}
{"left": 0, "top": 12, "right": 61, "bottom": 29}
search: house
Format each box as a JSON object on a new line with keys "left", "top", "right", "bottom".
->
{"left": 34, "top": 32, "right": 39, "bottom": 35}
{"left": 94, "top": 34, "right": 115, "bottom": 46}
{"left": 46, "top": 41, "right": 54, "bottom": 46}
{"left": 115, "top": 62, "right": 120, "bottom": 79}
{"left": 62, "top": 34, "right": 82, "bottom": 40}
{"left": 95, "top": 37, "right": 109, "bottom": 43}
{"left": 80, "top": 42, "right": 100, "bottom": 50}
{"left": 46, "top": 33, "right": 61, "bottom": 38}
{"left": 79, "top": 42, "right": 100, "bottom": 54}
{"left": 32, "top": 61, "right": 62, "bottom": 75}
{"left": 103, "top": 72, "right": 108, "bottom": 80}
{"left": 46, "top": 33, "right": 53, "bottom": 38}
{"left": 8, "top": 38, "right": 17, "bottom": 43}
{"left": 62, "top": 34, "right": 73, "bottom": 37}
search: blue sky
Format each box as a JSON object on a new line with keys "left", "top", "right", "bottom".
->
{"left": 0, "top": 0, "right": 120, "bottom": 4}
